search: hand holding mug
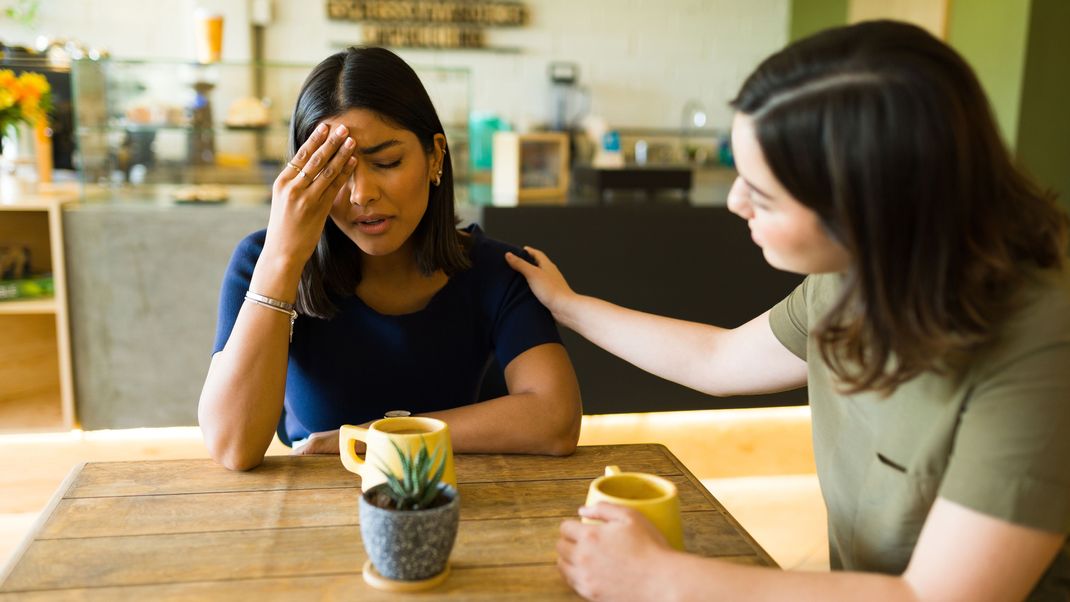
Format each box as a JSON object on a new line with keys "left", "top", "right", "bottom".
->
{"left": 583, "top": 465, "right": 684, "bottom": 550}
{"left": 557, "top": 499, "right": 676, "bottom": 601}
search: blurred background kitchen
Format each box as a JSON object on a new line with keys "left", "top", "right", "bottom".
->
{"left": 0, "top": 0, "right": 1067, "bottom": 572}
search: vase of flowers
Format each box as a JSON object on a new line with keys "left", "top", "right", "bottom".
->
{"left": 0, "top": 69, "right": 52, "bottom": 183}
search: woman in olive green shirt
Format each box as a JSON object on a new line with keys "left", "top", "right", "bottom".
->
{"left": 506, "top": 21, "right": 1070, "bottom": 601}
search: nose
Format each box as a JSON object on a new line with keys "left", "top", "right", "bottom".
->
{"left": 348, "top": 164, "right": 378, "bottom": 207}
{"left": 726, "top": 177, "right": 752, "bottom": 219}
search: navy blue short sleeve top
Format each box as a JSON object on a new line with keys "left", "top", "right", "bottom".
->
{"left": 212, "top": 225, "right": 562, "bottom": 445}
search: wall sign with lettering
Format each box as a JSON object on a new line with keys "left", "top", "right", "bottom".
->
{"left": 326, "top": 0, "right": 528, "bottom": 49}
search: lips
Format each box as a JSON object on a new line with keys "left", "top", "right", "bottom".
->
{"left": 354, "top": 214, "right": 393, "bottom": 235}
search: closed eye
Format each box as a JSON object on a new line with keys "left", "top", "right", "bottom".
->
{"left": 374, "top": 160, "right": 401, "bottom": 169}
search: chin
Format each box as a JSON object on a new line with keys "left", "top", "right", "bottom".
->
{"left": 762, "top": 249, "right": 811, "bottom": 275}
{"left": 354, "top": 237, "right": 404, "bottom": 257}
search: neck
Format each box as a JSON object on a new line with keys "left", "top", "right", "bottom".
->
{"left": 360, "top": 242, "right": 423, "bottom": 282}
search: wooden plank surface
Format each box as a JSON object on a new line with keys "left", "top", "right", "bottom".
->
{"left": 5, "top": 512, "right": 759, "bottom": 591}
{"left": 0, "top": 566, "right": 578, "bottom": 601}
{"left": 0, "top": 559, "right": 773, "bottom": 602}
{"left": 662, "top": 441, "right": 779, "bottom": 568}
{"left": 40, "top": 475, "right": 711, "bottom": 538}
{"left": 63, "top": 444, "right": 680, "bottom": 498}
{"left": 1, "top": 444, "right": 774, "bottom": 598}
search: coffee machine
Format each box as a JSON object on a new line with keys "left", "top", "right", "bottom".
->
{"left": 548, "top": 62, "right": 588, "bottom": 132}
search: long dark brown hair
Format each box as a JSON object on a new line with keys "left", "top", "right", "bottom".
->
{"left": 290, "top": 47, "right": 470, "bottom": 319}
{"left": 731, "top": 21, "right": 1068, "bottom": 394}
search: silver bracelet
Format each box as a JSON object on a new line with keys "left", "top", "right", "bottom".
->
{"left": 244, "top": 292, "right": 298, "bottom": 342}
{"left": 245, "top": 290, "right": 295, "bottom": 311}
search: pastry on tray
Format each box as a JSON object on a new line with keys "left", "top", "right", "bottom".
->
{"left": 173, "top": 184, "right": 229, "bottom": 203}
{"left": 224, "top": 97, "right": 271, "bottom": 129}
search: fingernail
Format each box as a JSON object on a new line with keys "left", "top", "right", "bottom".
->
{"left": 335, "top": 125, "right": 348, "bottom": 136}
{"left": 316, "top": 123, "right": 328, "bottom": 134}
{"left": 347, "top": 157, "right": 356, "bottom": 168}
{"left": 344, "top": 137, "right": 355, "bottom": 149}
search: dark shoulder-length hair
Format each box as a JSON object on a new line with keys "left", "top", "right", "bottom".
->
{"left": 290, "top": 46, "right": 470, "bottom": 319}
{"left": 731, "top": 20, "right": 1068, "bottom": 395}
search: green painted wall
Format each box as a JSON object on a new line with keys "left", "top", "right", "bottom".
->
{"left": 785, "top": 0, "right": 1068, "bottom": 211}
{"left": 1015, "top": 0, "right": 1070, "bottom": 209}
{"left": 789, "top": 0, "right": 848, "bottom": 41}
{"left": 946, "top": 0, "right": 1032, "bottom": 148}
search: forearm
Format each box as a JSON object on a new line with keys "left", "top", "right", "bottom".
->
{"left": 554, "top": 294, "right": 736, "bottom": 395}
{"left": 198, "top": 258, "right": 302, "bottom": 470}
{"left": 420, "top": 390, "right": 580, "bottom": 456}
{"left": 659, "top": 552, "right": 917, "bottom": 602}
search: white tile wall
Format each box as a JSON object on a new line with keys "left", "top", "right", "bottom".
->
{"left": 0, "top": 0, "right": 789, "bottom": 130}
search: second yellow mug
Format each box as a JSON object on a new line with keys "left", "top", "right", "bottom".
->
{"left": 585, "top": 465, "right": 684, "bottom": 550}
{"left": 339, "top": 417, "right": 457, "bottom": 492}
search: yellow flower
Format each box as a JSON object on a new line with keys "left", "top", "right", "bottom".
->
{"left": 0, "top": 69, "right": 51, "bottom": 128}
{"left": 17, "top": 72, "right": 49, "bottom": 97}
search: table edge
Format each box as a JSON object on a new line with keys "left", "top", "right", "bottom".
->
{"left": 657, "top": 444, "right": 781, "bottom": 569}
{"left": 0, "top": 462, "right": 85, "bottom": 587}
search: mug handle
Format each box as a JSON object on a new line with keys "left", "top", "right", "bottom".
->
{"left": 339, "top": 424, "right": 369, "bottom": 474}
{"left": 582, "top": 465, "right": 623, "bottom": 525}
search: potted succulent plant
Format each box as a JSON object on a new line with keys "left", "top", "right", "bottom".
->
{"left": 359, "top": 439, "right": 460, "bottom": 584}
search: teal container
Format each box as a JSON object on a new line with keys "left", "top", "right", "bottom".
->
{"left": 469, "top": 112, "right": 506, "bottom": 171}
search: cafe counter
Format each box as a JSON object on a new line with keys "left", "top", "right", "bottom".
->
{"left": 63, "top": 188, "right": 803, "bottom": 430}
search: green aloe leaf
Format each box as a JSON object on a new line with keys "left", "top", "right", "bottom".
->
{"left": 372, "top": 436, "right": 450, "bottom": 511}
{"left": 416, "top": 482, "right": 440, "bottom": 509}
{"left": 428, "top": 447, "right": 446, "bottom": 490}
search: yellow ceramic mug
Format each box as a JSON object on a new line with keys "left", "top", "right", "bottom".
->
{"left": 585, "top": 465, "right": 684, "bottom": 550}
{"left": 339, "top": 417, "right": 457, "bottom": 492}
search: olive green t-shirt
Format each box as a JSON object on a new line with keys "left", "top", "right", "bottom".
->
{"left": 769, "top": 268, "right": 1070, "bottom": 600}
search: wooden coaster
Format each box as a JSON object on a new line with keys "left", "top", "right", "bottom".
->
{"left": 362, "top": 559, "right": 451, "bottom": 592}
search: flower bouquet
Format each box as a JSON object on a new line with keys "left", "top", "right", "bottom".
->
{"left": 0, "top": 69, "right": 53, "bottom": 182}
{"left": 0, "top": 69, "right": 51, "bottom": 135}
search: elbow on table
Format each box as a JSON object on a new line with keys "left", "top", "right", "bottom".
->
{"left": 211, "top": 444, "right": 265, "bottom": 472}
{"left": 201, "top": 429, "right": 265, "bottom": 471}
{"left": 545, "top": 410, "right": 581, "bottom": 456}
{"left": 546, "top": 435, "right": 579, "bottom": 456}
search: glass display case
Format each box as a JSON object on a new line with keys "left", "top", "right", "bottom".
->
{"left": 70, "top": 58, "right": 471, "bottom": 205}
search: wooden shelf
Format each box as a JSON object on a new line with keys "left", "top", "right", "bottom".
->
{"left": 0, "top": 188, "right": 78, "bottom": 432}
{"left": 0, "top": 390, "right": 65, "bottom": 433}
{"left": 0, "top": 298, "right": 57, "bottom": 315}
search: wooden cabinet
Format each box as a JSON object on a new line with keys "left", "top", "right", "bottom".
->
{"left": 0, "top": 190, "right": 77, "bottom": 432}
{"left": 491, "top": 132, "right": 570, "bottom": 205}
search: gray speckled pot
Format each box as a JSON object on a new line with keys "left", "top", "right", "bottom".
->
{"left": 359, "top": 483, "right": 460, "bottom": 581}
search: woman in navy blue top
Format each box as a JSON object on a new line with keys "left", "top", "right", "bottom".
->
{"left": 198, "top": 47, "right": 582, "bottom": 471}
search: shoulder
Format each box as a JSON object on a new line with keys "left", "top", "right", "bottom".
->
{"left": 971, "top": 266, "right": 1070, "bottom": 380}
{"left": 226, "top": 229, "right": 267, "bottom": 272}
{"left": 460, "top": 224, "right": 531, "bottom": 279}
{"left": 235, "top": 229, "right": 267, "bottom": 258}
{"left": 806, "top": 272, "right": 844, "bottom": 313}
{"left": 222, "top": 228, "right": 267, "bottom": 284}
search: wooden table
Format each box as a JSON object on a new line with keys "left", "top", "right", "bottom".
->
{"left": 0, "top": 444, "right": 776, "bottom": 600}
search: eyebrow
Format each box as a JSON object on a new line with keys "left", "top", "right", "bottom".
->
{"left": 738, "top": 174, "right": 773, "bottom": 200}
{"left": 357, "top": 139, "right": 402, "bottom": 155}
